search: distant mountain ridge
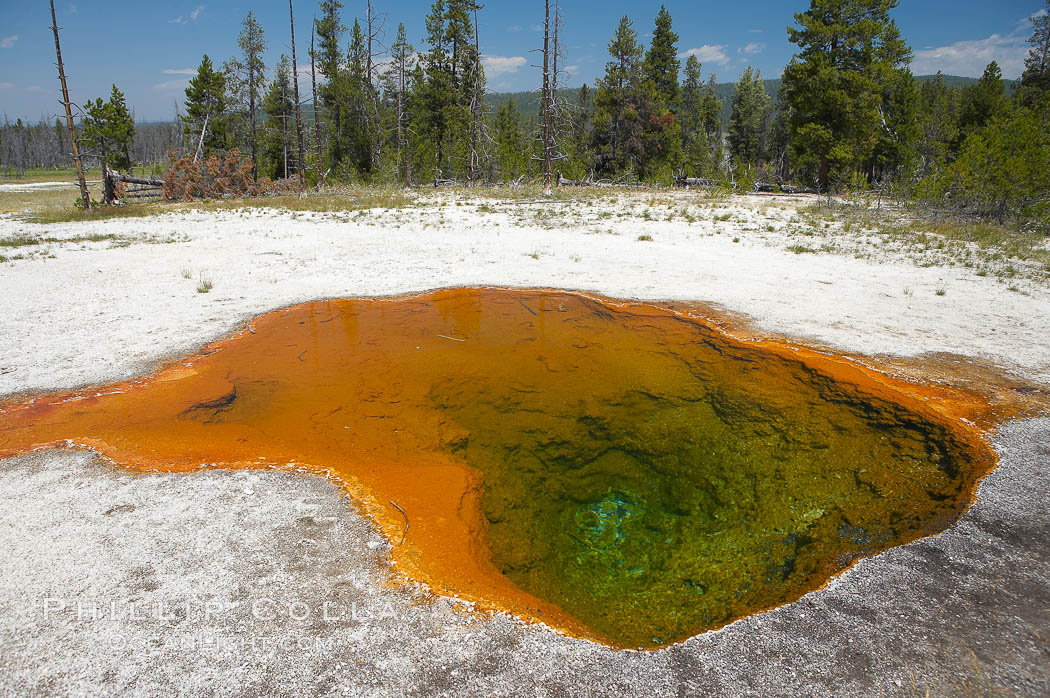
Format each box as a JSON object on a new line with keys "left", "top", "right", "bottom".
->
{"left": 484, "top": 75, "right": 1015, "bottom": 126}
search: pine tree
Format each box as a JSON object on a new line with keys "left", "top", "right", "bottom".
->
{"left": 592, "top": 16, "right": 644, "bottom": 175}
{"left": 916, "top": 73, "right": 960, "bottom": 177}
{"left": 1019, "top": 1, "right": 1050, "bottom": 107}
{"left": 679, "top": 56, "right": 712, "bottom": 176}
{"left": 870, "top": 68, "right": 921, "bottom": 184}
{"left": 261, "top": 55, "right": 296, "bottom": 180}
{"left": 315, "top": 1, "right": 347, "bottom": 166}
{"left": 406, "top": 61, "right": 438, "bottom": 179}
{"left": 183, "top": 55, "right": 229, "bottom": 157}
{"left": 728, "top": 67, "right": 771, "bottom": 169}
{"left": 643, "top": 6, "right": 680, "bottom": 110}
{"left": 494, "top": 99, "right": 527, "bottom": 180}
{"left": 413, "top": 0, "right": 479, "bottom": 180}
{"left": 341, "top": 19, "right": 373, "bottom": 177}
{"left": 446, "top": 0, "right": 480, "bottom": 177}
{"left": 315, "top": 1, "right": 345, "bottom": 87}
{"left": 957, "top": 62, "right": 1009, "bottom": 146}
{"left": 419, "top": 0, "right": 453, "bottom": 178}
{"left": 563, "top": 83, "right": 595, "bottom": 179}
{"left": 701, "top": 75, "right": 723, "bottom": 143}
{"left": 225, "top": 12, "right": 266, "bottom": 180}
{"left": 781, "top": 0, "right": 912, "bottom": 190}
{"left": 389, "top": 23, "right": 414, "bottom": 184}
{"left": 765, "top": 89, "right": 794, "bottom": 180}
{"left": 82, "top": 84, "right": 135, "bottom": 172}
{"left": 639, "top": 6, "right": 682, "bottom": 181}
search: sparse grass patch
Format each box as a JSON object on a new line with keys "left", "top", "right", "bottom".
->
{"left": 0, "top": 234, "right": 39, "bottom": 247}
{"left": 637, "top": 234, "right": 653, "bottom": 242}
{"left": 28, "top": 204, "right": 158, "bottom": 225}
{"left": 181, "top": 268, "right": 193, "bottom": 279}
{"left": 935, "top": 287, "right": 947, "bottom": 296}
{"left": 787, "top": 244, "right": 818, "bottom": 254}
{"left": 196, "top": 273, "right": 214, "bottom": 294}
{"left": 800, "top": 199, "right": 1050, "bottom": 284}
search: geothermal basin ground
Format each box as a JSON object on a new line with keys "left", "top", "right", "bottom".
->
{"left": 0, "top": 187, "right": 1048, "bottom": 696}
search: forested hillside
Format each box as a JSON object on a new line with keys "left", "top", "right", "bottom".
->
{"left": 483, "top": 75, "right": 1011, "bottom": 124}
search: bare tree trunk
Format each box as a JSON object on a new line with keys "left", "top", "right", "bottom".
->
{"left": 289, "top": 0, "right": 306, "bottom": 188}
{"left": 310, "top": 25, "right": 324, "bottom": 187}
{"left": 541, "top": 0, "right": 554, "bottom": 196}
{"left": 102, "top": 162, "right": 115, "bottom": 205}
{"left": 49, "top": 0, "right": 89, "bottom": 210}
{"left": 365, "top": 1, "right": 384, "bottom": 170}
{"left": 367, "top": 1, "right": 375, "bottom": 97}
{"left": 193, "top": 114, "right": 209, "bottom": 163}
{"left": 469, "top": 3, "right": 482, "bottom": 184}
{"left": 248, "top": 26, "right": 258, "bottom": 181}
{"left": 553, "top": 2, "right": 563, "bottom": 98}
{"left": 397, "top": 52, "right": 410, "bottom": 186}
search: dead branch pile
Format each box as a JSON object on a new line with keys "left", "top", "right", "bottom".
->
{"left": 163, "top": 148, "right": 265, "bottom": 200}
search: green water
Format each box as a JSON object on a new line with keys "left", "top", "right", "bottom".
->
{"left": 425, "top": 294, "right": 977, "bottom": 647}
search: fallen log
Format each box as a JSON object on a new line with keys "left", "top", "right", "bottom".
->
{"left": 675, "top": 176, "right": 716, "bottom": 188}
{"left": 115, "top": 174, "right": 164, "bottom": 187}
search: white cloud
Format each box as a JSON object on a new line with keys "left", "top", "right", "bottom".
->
{"left": 0, "top": 35, "right": 18, "bottom": 49}
{"left": 679, "top": 45, "right": 730, "bottom": 67}
{"left": 910, "top": 12, "right": 1040, "bottom": 79}
{"left": 162, "top": 68, "right": 196, "bottom": 75}
{"left": 154, "top": 79, "right": 191, "bottom": 91}
{"left": 68, "top": 3, "right": 78, "bottom": 14}
{"left": 739, "top": 42, "right": 766, "bottom": 55}
{"left": 168, "top": 5, "right": 203, "bottom": 25}
{"left": 912, "top": 33, "right": 1028, "bottom": 78}
{"left": 26, "top": 86, "right": 44, "bottom": 93}
{"left": 748, "top": 29, "right": 763, "bottom": 34}
{"left": 482, "top": 55, "right": 527, "bottom": 78}
{"left": 0, "top": 82, "right": 13, "bottom": 89}
{"left": 507, "top": 25, "right": 521, "bottom": 33}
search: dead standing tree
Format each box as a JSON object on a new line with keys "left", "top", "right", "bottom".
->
{"left": 49, "top": 0, "right": 90, "bottom": 210}
{"left": 390, "top": 23, "right": 413, "bottom": 186}
{"left": 534, "top": 0, "right": 567, "bottom": 195}
{"left": 365, "top": 1, "right": 389, "bottom": 172}
{"left": 289, "top": 0, "right": 307, "bottom": 188}
{"left": 540, "top": 0, "right": 554, "bottom": 195}
{"left": 310, "top": 24, "right": 325, "bottom": 187}
{"left": 468, "top": 2, "right": 488, "bottom": 184}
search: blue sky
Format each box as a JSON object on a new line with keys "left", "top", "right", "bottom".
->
{"left": 1, "top": 1, "right": 1046, "bottom": 122}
